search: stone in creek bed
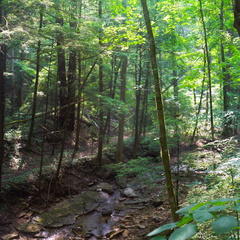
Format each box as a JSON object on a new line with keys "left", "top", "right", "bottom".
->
{"left": 101, "top": 208, "right": 113, "bottom": 216}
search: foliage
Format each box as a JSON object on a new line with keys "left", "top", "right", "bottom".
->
{"left": 147, "top": 198, "right": 240, "bottom": 240}
{"left": 123, "top": 136, "right": 160, "bottom": 160}
{"left": 109, "top": 156, "right": 163, "bottom": 191}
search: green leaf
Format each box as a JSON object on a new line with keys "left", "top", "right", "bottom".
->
{"left": 192, "top": 210, "right": 214, "bottom": 223}
{"left": 176, "top": 204, "right": 196, "bottom": 215}
{"left": 191, "top": 203, "right": 210, "bottom": 212}
{"left": 232, "top": 202, "right": 240, "bottom": 211}
{"left": 210, "top": 198, "right": 236, "bottom": 206}
{"left": 208, "top": 205, "right": 227, "bottom": 212}
{"left": 147, "top": 222, "right": 177, "bottom": 237}
{"left": 177, "top": 214, "right": 193, "bottom": 227}
{"left": 150, "top": 236, "right": 167, "bottom": 240}
{"left": 232, "top": 205, "right": 240, "bottom": 211}
{"left": 211, "top": 215, "right": 239, "bottom": 235}
{"left": 169, "top": 224, "right": 197, "bottom": 240}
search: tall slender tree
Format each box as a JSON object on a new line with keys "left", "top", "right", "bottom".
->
{"left": 199, "top": 0, "right": 214, "bottom": 140}
{"left": 97, "top": 0, "right": 104, "bottom": 168}
{"left": 234, "top": 0, "right": 240, "bottom": 36}
{"left": 27, "top": 7, "right": 43, "bottom": 149}
{"left": 55, "top": 2, "right": 68, "bottom": 129}
{"left": 0, "top": 0, "right": 7, "bottom": 191}
{"left": 141, "top": 0, "right": 179, "bottom": 222}
{"left": 67, "top": 0, "right": 77, "bottom": 132}
{"left": 116, "top": 54, "right": 128, "bottom": 163}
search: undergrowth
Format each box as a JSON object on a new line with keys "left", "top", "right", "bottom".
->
{"left": 109, "top": 157, "right": 164, "bottom": 192}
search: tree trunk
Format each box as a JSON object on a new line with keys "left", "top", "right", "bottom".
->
{"left": 97, "top": 0, "right": 104, "bottom": 168}
{"left": 27, "top": 10, "right": 43, "bottom": 149}
{"left": 67, "top": 0, "right": 77, "bottom": 132}
{"left": 220, "top": 0, "right": 231, "bottom": 137}
{"left": 199, "top": 0, "right": 214, "bottom": 140}
{"left": 116, "top": 55, "right": 128, "bottom": 163}
{"left": 10, "top": 50, "right": 15, "bottom": 115}
{"left": 0, "top": 0, "right": 7, "bottom": 191}
{"left": 56, "top": 17, "right": 68, "bottom": 129}
{"left": 97, "top": 57, "right": 104, "bottom": 167}
{"left": 39, "top": 49, "right": 53, "bottom": 196}
{"left": 73, "top": 52, "right": 82, "bottom": 156}
{"left": 103, "top": 54, "right": 121, "bottom": 142}
{"left": 141, "top": 0, "right": 179, "bottom": 222}
{"left": 192, "top": 58, "right": 206, "bottom": 142}
{"left": 234, "top": 0, "right": 240, "bottom": 36}
{"left": 133, "top": 47, "right": 142, "bottom": 159}
{"left": 67, "top": 49, "right": 76, "bottom": 131}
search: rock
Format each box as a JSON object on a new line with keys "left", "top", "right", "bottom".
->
{"left": 101, "top": 208, "right": 112, "bottom": 216}
{"left": 152, "top": 215, "right": 160, "bottom": 222}
{"left": 29, "top": 191, "right": 103, "bottom": 230}
{"left": 122, "top": 229, "right": 130, "bottom": 238}
{"left": 123, "top": 188, "right": 137, "bottom": 197}
{"left": 126, "top": 206, "right": 145, "bottom": 209}
{"left": 114, "top": 204, "right": 125, "bottom": 211}
{"left": 2, "top": 232, "right": 19, "bottom": 240}
{"left": 119, "top": 197, "right": 126, "bottom": 201}
{"left": 152, "top": 199, "right": 164, "bottom": 207}
{"left": 95, "top": 182, "right": 114, "bottom": 194}
{"left": 124, "top": 199, "right": 149, "bottom": 205}
{"left": 34, "top": 231, "right": 49, "bottom": 238}
{"left": 17, "top": 222, "right": 42, "bottom": 234}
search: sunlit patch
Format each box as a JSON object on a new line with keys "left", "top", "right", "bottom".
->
{"left": 10, "top": 156, "right": 25, "bottom": 170}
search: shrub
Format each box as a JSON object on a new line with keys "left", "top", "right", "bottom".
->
{"left": 108, "top": 157, "right": 164, "bottom": 191}
{"left": 147, "top": 198, "right": 240, "bottom": 240}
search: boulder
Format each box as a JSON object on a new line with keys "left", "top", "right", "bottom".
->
{"left": 94, "top": 182, "right": 114, "bottom": 194}
{"left": 123, "top": 187, "right": 137, "bottom": 198}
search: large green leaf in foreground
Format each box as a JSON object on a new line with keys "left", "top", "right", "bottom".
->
{"left": 147, "top": 222, "right": 177, "bottom": 237}
{"left": 211, "top": 215, "right": 238, "bottom": 235}
{"left": 169, "top": 224, "right": 197, "bottom": 240}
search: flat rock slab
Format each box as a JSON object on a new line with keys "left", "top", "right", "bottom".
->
{"left": 17, "top": 222, "right": 42, "bottom": 234}
{"left": 17, "top": 191, "right": 104, "bottom": 233}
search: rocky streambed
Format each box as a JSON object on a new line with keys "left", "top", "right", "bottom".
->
{"left": 1, "top": 182, "right": 165, "bottom": 240}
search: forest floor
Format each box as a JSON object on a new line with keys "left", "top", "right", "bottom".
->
{"left": 0, "top": 135, "right": 239, "bottom": 240}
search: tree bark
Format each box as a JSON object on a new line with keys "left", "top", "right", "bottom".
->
{"left": 199, "top": 0, "right": 214, "bottom": 141}
{"left": 141, "top": 0, "right": 179, "bottom": 222}
{"left": 67, "top": 0, "right": 77, "bottom": 132}
{"left": 97, "top": 0, "right": 104, "bottom": 168}
{"left": 192, "top": 55, "right": 206, "bottom": 142}
{"left": 56, "top": 16, "right": 67, "bottom": 129}
{"left": 133, "top": 47, "right": 142, "bottom": 159}
{"left": 27, "top": 10, "right": 43, "bottom": 149}
{"left": 67, "top": 49, "right": 76, "bottom": 131}
{"left": 0, "top": 0, "right": 7, "bottom": 191}
{"left": 220, "top": 0, "right": 232, "bottom": 137}
{"left": 116, "top": 55, "right": 128, "bottom": 163}
{"left": 234, "top": 0, "right": 240, "bottom": 36}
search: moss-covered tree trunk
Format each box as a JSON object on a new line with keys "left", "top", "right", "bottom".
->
{"left": 141, "top": 0, "right": 179, "bottom": 222}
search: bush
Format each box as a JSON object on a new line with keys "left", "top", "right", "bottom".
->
{"left": 123, "top": 136, "right": 160, "bottom": 160}
{"left": 108, "top": 157, "right": 164, "bottom": 191}
{"left": 147, "top": 198, "right": 240, "bottom": 240}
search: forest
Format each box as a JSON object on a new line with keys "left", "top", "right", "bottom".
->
{"left": 0, "top": 0, "right": 240, "bottom": 239}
